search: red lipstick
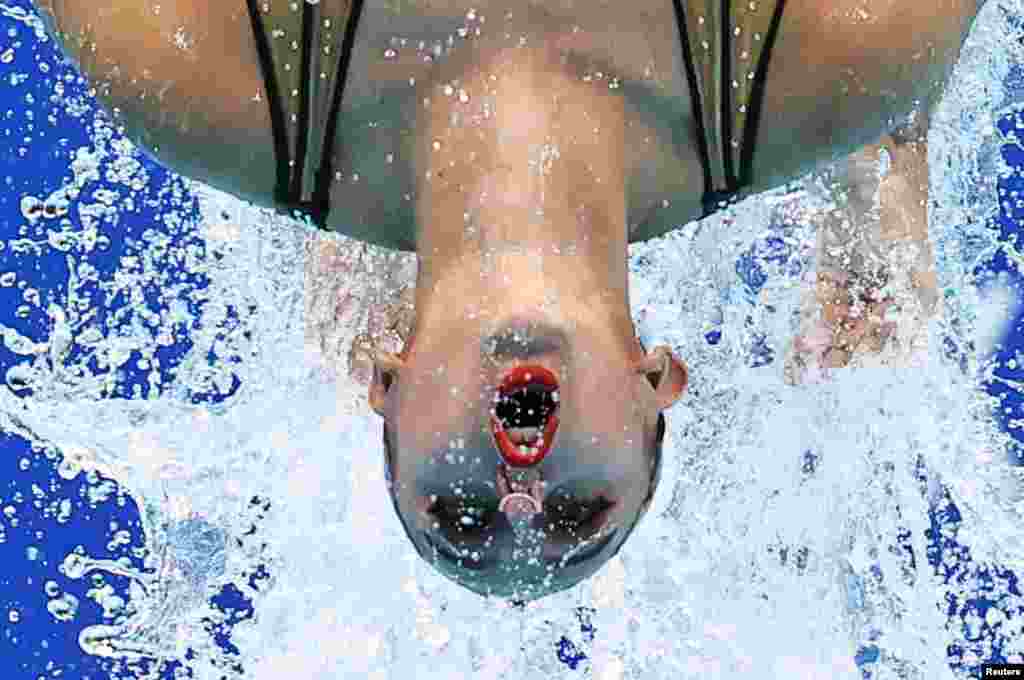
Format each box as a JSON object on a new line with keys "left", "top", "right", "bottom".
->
{"left": 490, "top": 365, "right": 560, "bottom": 467}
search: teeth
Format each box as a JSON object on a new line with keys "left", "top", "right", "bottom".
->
{"left": 506, "top": 426, "right": 540, "bottom": 444}
{"left": 552, "top": 390, "right": 559, "bottom": 403}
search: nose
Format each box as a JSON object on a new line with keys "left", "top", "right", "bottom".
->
{"left": 496, "top": 462, "right": 545, "bottom": 529}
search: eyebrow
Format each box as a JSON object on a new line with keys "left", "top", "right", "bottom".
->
{"left": 415, "top": 473, "right": 498, "bottom": 500}
{"left": 421, "top": 530, "right": 498, "bottom": 571}
{"left": 549, "top": 526, "right": 619, "bottom": 568}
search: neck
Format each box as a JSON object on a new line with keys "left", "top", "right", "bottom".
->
{"left": 409, "top": 44, "right": 635, "bottom": 346}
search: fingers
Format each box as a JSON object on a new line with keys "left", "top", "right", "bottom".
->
{"left": 832, "top": 297, "right": 895, "bottom": 348}
{"left": 788, "top": 290, "right": 900, "bottom": 383}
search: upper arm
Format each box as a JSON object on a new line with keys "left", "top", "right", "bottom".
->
{"left": 34, "top": 0, "right": 277, "bottom": 206}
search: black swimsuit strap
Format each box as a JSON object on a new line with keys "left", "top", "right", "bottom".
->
{"left": 673, "top": 0, "right": 787, "bottom": 219}
{"left": 313, "top": 0, "right": 365, "bottom": 228}
{"left": 246, "top": 0, "right": 365, "bottom": 229}
{"left": 246, "top": 0, "right": 291, "bottom": 211}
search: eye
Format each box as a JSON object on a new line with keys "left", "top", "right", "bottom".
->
{"left": 428, "top": 497, "right": 496, "bottom": 534}
{"left": 545, "top": 495, "right": 614, "bottom": 536}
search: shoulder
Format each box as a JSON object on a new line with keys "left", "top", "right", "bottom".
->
{"left": 37, "top": 0, "right": 279, "bottom": 207}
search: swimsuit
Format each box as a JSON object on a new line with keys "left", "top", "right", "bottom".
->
{"left": 673, "top": 0, "right": 788, "bottom": 218}
{"left": 245, "top": 0, "right": 365, "bottom": 228}
{"left": 245, "top": 0, "right": 785, "bottom": 230}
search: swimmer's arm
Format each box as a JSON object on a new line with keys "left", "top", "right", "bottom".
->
{"left": 31, "top": 0, "right": 277, "bottom": 206}
{"left": 785, "top": 115, "right": 940, "bottom": 384}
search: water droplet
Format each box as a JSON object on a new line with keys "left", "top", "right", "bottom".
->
{"left": 56, "top": 498, "right": 73, "bottom": 523}
{"left": 384, "top": 48, "right": 396, "bottom": 59}
{"left": 46, "top": 593, "right": 79, "bottom": 622}
{"left": 0, "top": 48, "right": 13, "bottom": 64}
{"left": 8, "top": 609, "right": 19, "bottom": 623}
{"left": 57, "top": 457, "right": 80, "bottom": 480}
{"left": 61, "top": 553, "right": 86, "bottom": 579}
{"left": 444, "top": 84, "right": 454, "bottom": 96}
{"left": 433, "top": 140, "right": 442, "bottom": 151}
{"left": 20, "top": 195, "right": 41, "bottom": 222}
{"left": 458, "top": 89, "right": 469, "bottom": 103}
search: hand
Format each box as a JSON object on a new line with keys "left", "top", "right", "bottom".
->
{"left": 784, "top": 270, "right": 900, "bottom": 385}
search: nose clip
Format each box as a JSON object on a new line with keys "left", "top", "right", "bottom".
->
{"left": 499, "top": 493, "right": 541, "bottom": 524}
{"left": 497, "top": 463, "right": 545, "bottom": 529}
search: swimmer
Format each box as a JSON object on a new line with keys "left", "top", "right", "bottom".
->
{"left": 33, "top": 0, "right": 983, "bottom": 600}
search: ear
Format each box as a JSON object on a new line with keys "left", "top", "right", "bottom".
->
{"left": 634, "top": 345, "right": 688, "bottom": 411}
{"left": 368, "top": 350, "right": 405, "bottom": 418}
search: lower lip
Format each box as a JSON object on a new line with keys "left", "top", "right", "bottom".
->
{"left": 491, "top": 413, "right": 559, "bottom": 467}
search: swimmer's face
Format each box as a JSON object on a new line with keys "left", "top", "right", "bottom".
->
{"left": 369, "top": 315, "right": 686, "bottom": 601}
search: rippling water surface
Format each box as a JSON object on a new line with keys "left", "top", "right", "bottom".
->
{"left": 1, "top": 1, "right": 1024, "bottom": 678}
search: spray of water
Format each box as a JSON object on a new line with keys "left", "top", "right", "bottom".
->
{"left": 2, "top": 1, "right": 1024, "bottom": 678}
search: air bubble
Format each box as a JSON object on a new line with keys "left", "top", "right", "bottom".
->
{"left": 46, "top": 593, "right": 79, "bottom": 622}
{"left": 20, "top": 195, "right": 41, "bottom": 222}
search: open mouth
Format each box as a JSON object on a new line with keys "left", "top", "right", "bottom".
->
{"left": 490, "top": 365, "right": 560, "bottom": 467}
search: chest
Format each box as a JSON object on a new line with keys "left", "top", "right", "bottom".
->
{"left": 323, "top": 0, "right": 980, "bottom": 250}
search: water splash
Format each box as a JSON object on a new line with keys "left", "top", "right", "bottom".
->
{"left": 1, "top": 0, "right": 1024, "bottom": 678}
